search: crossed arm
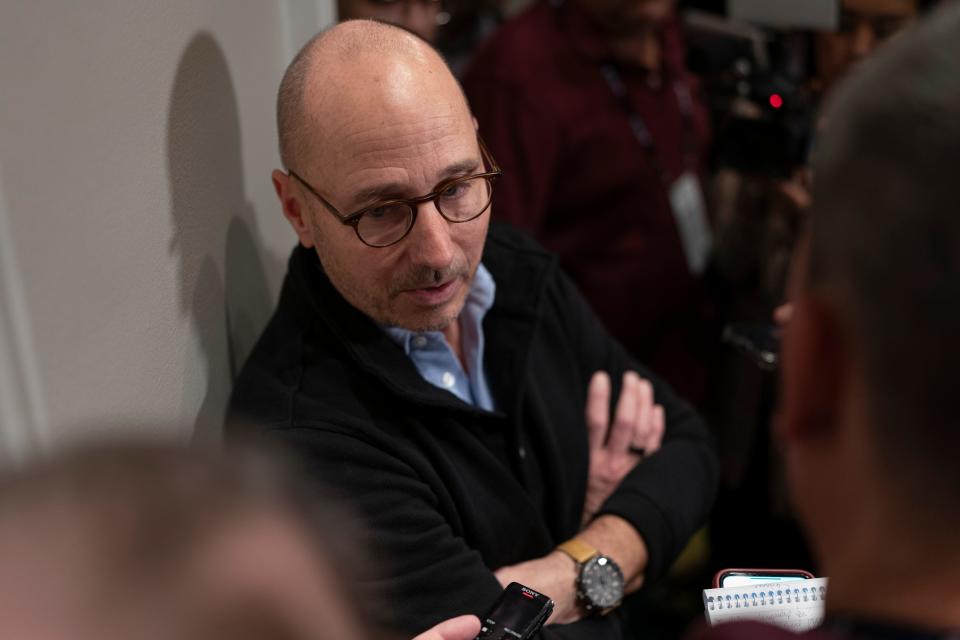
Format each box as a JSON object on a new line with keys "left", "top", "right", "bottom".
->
{"left": 414, "top": 369, "right": 668, "bottom": 638}
{"left": 277, "top": 366, "right": 713, "bottom": 640}
{"left": 493, "top": 369, "right": 666, "bottom": 624}
{"left": 267, "top": 268, "right": 718, "bottom": 640}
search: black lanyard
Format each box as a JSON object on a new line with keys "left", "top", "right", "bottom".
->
{"left": 600, "top": 63, "right": 699, "bottom": 186}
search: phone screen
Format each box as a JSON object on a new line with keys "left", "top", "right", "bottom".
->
{"left": 719, "top": 573, "right": 812, "bottom": 588}
{"left": 476, "top": 583, "right": 554, "bottom": 640}
{"left": 721, "top": 574, "right": 808, "bottom": 588}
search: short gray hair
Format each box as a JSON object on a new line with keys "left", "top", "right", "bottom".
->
{"left": 808, "top": 2, "right": 960, "bottom": 510}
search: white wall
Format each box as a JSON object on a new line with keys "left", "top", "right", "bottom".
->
{"left": 0, "top": 0, "right": 335, "bottom": 462}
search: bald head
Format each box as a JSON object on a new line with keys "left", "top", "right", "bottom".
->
{"left": 272, "top": 18, "right": 489, "bottom": 335}
{"left": 277, "top": 20, "right": 466, "bottom": 171}
{"left": 789, "top": 4, "right": 960, "bottom": 519}
{"left": 0, "top": 442, "right": 370, "bottom": 640}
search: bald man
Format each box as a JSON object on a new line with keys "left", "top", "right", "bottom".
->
{"left": 229, "top": 20, "right": 717, "bottom": 640}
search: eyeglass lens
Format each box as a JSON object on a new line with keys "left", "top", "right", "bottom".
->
{"left": 357, "top": 175, "right": 492, "bottom": 246}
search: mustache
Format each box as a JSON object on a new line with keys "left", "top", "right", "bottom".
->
{"left": 392, "top": 261, "right": 469, "bottom": 292}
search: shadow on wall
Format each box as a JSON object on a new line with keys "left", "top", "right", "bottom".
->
{"left": 166, "top": 32, "right": 278, "bottom": 444}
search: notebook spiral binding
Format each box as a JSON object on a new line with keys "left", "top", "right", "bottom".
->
{"left": 705, "top": 585, "right": 827, "bottom": 611}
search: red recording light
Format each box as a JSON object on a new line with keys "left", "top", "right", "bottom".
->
{"left": 769, "top": 94, "right": 784, "bottom": 109}
{"left": 522, "top": 591, "right": 535, "bottom": 599}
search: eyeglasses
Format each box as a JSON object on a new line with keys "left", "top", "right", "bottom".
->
{"left": 288, "top": 135, "right": 502, "bottom": 248}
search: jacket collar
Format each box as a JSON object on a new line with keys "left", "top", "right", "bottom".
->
{"left": 281, "top": 224, "right": 555, "bottom": 418}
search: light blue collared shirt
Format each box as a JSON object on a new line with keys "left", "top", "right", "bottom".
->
{"left": 382, "top": 263, "right": 496, "bottom": 411}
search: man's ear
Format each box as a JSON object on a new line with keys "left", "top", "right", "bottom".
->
{"left": 778, "top": 292, "right": 848, "bottom": 444}
{"left": 272, "top": 169, "right": 315, "bottom": 249}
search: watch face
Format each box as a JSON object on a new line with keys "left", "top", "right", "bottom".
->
{"left": 580, "top": 556, "right": 624, "bottom": 609}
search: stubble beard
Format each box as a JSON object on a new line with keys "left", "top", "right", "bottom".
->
{"left": 314, "top": 224, "right": 472, "bottom": 332}
{"left": 381, "top": 263, "right": 472, "bottom": 332}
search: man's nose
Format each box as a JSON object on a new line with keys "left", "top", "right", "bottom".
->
{"left": 406, "top": 200, "right": 455, "bottom": 270}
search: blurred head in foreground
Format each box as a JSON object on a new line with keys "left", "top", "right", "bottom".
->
{"left": 780, "top": 1, "right": 960, "bottom": 624}
{"left": 0, "top": 441, "right": 367, "bottom": 640}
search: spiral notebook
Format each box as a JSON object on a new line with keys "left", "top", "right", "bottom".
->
{"left": 702, "top": 578, "right": 829, "bottom": 632}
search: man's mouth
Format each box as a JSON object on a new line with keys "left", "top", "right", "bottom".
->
{"left": 403, "top": 278, "right": 459, "bottom": 305}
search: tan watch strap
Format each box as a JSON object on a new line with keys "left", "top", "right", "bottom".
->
{"left": 556, "top": 538, "right": 598, "bottom": 564}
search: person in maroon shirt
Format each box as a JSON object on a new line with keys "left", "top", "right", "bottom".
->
{"left": 336, "top": 0, "right": 446, "bottom": 42}
{"left": 462, "top": 0, "right": 714, "bottom": 403}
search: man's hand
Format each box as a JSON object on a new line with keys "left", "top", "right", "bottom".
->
{"left": 494, "top": 550, "right": 581, "bottom": 624}
{"left": 582, "top": 371, "right": 664, "bottom": 524}
{"left": 492, "top": 372, "right": 662, "bottom": 625}
{"left": 493, "top": 516, "right": 649, "bottom": 625}
{"left": 413, "top": 615, "right": 481, "bottom": 640}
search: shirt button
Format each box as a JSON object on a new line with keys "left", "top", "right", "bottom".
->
{"left": 412, "top": 335, "right": 428, "bottom": 349}
{"left": 441, "top": 371, "right": 456, "bottom": 388}
{"left": 518, "top": 446, "right": 526, "bottom": 459}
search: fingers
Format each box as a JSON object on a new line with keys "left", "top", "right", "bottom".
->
{"left": 412, "top": 615, "right": 482, "bottom": 640}
{"left": 586, "top": 371, "right": 611, "bottom": 451}
{"left": 628, "top": 378, "right": 653, "bottom": 455}
{"left": 774, "top": 303, "right": 793, "bottom": 327}
{"left": 638, "top": 404, "right": 665, "bottom": 455}
{"left": 775, "top": 177, "right": 812, "bottom": 211}
{"left": 608, "top": 372, "right": 641, "bottom": 453}
{"left": 588, "top": 371, "right": 665, "bottom": 458}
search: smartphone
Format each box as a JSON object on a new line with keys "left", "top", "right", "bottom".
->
{"left": 713, "top": 568, "right": 815, "bottom": 589}
{"left": 722, "top": 323, "right": 781, "bottom": 371}
{"left": 474, "top": 582, "right": 554, "bottom": 640}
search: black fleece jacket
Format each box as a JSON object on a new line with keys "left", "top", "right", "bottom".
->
{"left": 228, "top": 223, "right": 718, "bottom": 640}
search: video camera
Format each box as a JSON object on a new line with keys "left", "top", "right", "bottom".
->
{"left": 684, "top": 0, "right": 841, "bottom": 178}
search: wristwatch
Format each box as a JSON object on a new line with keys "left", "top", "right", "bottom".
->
{"left": 556, "top": 538, "right": 625, "bottom": 615}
